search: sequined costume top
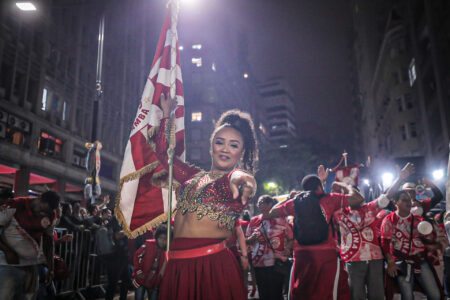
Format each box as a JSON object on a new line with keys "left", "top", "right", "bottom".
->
{"left": 155, "top": 118, "right": 245, "bottom": 231}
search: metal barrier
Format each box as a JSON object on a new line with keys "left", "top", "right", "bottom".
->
{"left": 54, "top": 228, "right": 107, "bottom": 298}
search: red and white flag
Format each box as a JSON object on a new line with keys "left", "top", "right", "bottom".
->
{"left": 115, "top": 5, "right": 185, "bottom": 238}
{"left": 335, "top": 165, "right": 360, "bottom": 187}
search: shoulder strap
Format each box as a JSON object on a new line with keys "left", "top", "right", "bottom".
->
{"left": 408, "top": 216, "right": 414, "bottom": 256}
{"left": 260, "top": 221, "right": 276, "bottom": 253}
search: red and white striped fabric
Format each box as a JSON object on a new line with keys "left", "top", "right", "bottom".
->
{"left": 335, "top": 165, "right": 360, "bottom": 187}
{"left": 116, "top": 5, "right": 185, "bottom": 238}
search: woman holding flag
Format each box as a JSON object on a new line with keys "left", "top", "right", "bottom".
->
{"left": 155, "top": 95, "right": 258, "bottom": 300}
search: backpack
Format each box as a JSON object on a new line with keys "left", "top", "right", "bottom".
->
{"left": 293, "top": 191, "right": 329, "bottom": 245}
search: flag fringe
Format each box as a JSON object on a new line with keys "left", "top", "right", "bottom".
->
{"left": 115, "top": 204, "right": 169, "bottom": 238}
{"left": 116, "top": 161, "right": 163, "bottom": 238}
{"left": 119, "top": 161, "right": 160, "bottom": 185}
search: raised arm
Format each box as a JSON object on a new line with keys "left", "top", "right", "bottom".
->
{"left": 229, "top": 170, "right": 257, "bottom": 205}
{"left": 154, "top": 94, "right": 201, "bottom": 183}
{"left": 269, "top": 198, "right": 294, "bottom": 219}
{"left": 385, "top": 162, "right": 415, "bottom": 199}
{"left": 423, "top": 178, "right": 444, "bottom": 209}
{"left": 331, "top": 181, "right": 364, "bottom": 206}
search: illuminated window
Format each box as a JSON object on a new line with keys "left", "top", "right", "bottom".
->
{"left": 62, "top": 101, "right": 67, "bottom": 121}
{"left": 11, "top": 131, "right": 24, "bottom": 145}
{"left": 192, "top": 44, "right": 202, "bottom": 50}
{"left": 191, "top": 112, "right": 202, "bottom": 122}
{"left": 191, "top": 57, "right": 202, "bottom": 67}
{"left": 409, "top": 58, "right": 416, "bottom": 86}
{"left": 41, "top": 88, "right": 48, "bottom": 111}
{"left": 38, "top": 131, "right": 63, "bottom": 157}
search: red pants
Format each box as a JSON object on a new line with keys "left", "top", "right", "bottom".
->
{"left": 158, "top": 238, "right": 246, "bottom": 300}
{"left": 290, "top": 248, "right": 350, "bottom": 300}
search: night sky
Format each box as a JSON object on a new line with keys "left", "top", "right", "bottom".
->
{"left": 177, "top": 0, "right": 356, "bottom": 153}
{"left": 238, "top": 0, "right": 355, "bottom": 152}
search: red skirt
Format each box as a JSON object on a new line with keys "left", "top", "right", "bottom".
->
{"left": 158, "top": 238, "right": 247, "bottom": 300}
{"left": 291, "top": 248, "right": 350, "bottom": 300}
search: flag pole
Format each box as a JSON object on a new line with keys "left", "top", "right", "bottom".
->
{"left": 166, "top": 144, "right": 175, "bottom": 251}
{"left": 446, "top": 142, "right": 450, "bottom": 212}
{"left": 165, "top": 0, "right": 180, "bottom": 252}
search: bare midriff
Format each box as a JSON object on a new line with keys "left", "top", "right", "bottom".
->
{"left": 174, "top": 211, "right": 232, "bottom": 239}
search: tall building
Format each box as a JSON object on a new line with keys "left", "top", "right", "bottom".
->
{"left": 350, "top": 0, "right": 392, "bottom": 161}
{"left": 405, "top": 0, "right": 450, "bottom": 169}
{"left": 0, "top": 0, "right": 158, "bottom": 200}
{"left": 179, "top": 2, "right": 263, "bottom": 169}
{"left": 257, "top": 77, "right": 297, "bottom": 147}
{"left": 368, "top": 10, "right": 423, "bottom": 162}
{"left": 351, "top": 0, "right": 450, "bottom": 174}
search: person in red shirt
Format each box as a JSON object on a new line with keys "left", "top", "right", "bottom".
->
{"left": 381, "top": 190, "right": 441, "bottom": 300}
{"left": 132, "top": 224, "right": 172, "bottom": 300}
{"left": 269, "top": 171, "right": 364, "bottom": 300}
{"left": 246, "top": 195, "right": 293, "bottom": 300}
{"left": 0, "top": 191, "right": 60, "bottom": 299}
{"left": 334, "top": 194, "right": 389, "bottom": 300}
{"left": 334, "top": 162, "right": 415, "bottom": 300}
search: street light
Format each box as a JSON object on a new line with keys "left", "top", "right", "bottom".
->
{"left": 15, "top": 2, "right": 37, "bottom": 11}
{"left": 381, "top": 172, "right": 394, "bottom": 190}
{"left": 266, "top": 182, "right": 278, "bottom": 189}
{"left": 362, "top": 178, "right": 370, "bottom": 186}
{"left": 180, "top": 0, "right": 201, "bottom": 6}
{"left": 264, "top": 181, "right": 279, "bottom": 196}
{"left": 432, "top": 169, "right": 444, "bottom": 181}
{"left": 243, "top": 73, "right": 249, "bottom": 79}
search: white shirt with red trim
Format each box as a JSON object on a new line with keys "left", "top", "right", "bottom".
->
{"left": 381, "top": 211, "right": 426, "bottom": 259}
{"left": 334, "top": 197, "right": 388, "bottom": 262}
{"left": 246, "top": 215, "right": 293, "bottom": 267}
{"left": 0, "top": 208, "right": 45, "bottom": 266}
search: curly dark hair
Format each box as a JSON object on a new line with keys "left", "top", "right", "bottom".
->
{"left": 211, "top": 110, "right": 259, "bottom": 173}
{"left": 257, "top": 195, "right": 277, "bottom": 207}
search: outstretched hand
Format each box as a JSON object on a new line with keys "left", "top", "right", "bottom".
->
{"left": 160, "top": 93, "right": 178, "bottom": 118}
{"left": 331, "top": 181, "right": 351, "bottom": 194}
{"left": 422, "top": 177, "right": 436, "bottom": 187}
{"left": 399, "top": 162, "right": 415, "bottom": 181}
{"left": 230, "top": 171, "right": 257, "bottom": 205}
